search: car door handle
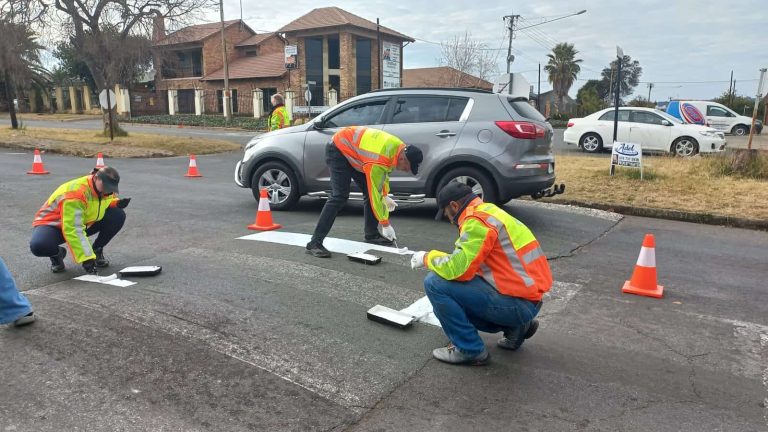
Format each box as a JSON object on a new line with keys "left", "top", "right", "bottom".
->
{"left": 435, "top": 131, "right": 456, "bottom": 137}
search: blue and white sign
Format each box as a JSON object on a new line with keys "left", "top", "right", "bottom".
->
{"left": 611, "top": 142, "right": 643, "bottom": 178}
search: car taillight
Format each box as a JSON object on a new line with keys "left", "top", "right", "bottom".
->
{"left": 567, "top": 122, "right": 574, "bottom": 128}
{"left": 495, "top": 121, "right": 546, "bottom": 139}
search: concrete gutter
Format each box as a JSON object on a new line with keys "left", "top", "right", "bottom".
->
{"left": 549, "top": 199, "right": 768, "bottom": 231}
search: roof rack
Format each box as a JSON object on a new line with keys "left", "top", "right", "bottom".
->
{"left": 369, "top": 87, "right": 494, "bottom": 94}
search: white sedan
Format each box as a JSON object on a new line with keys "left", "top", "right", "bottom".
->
{"left": 564, "top": 107, "right": 727, "bottom": 157}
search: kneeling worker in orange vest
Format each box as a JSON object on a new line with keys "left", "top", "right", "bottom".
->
{"left": 306, "top": 126, "right": 423, "bottom": 258}
{"left": 410, "top": 182, "right": 553, "bottom": 365}
{"left": 29, "top": 167, "right": 130, "bottom": 274}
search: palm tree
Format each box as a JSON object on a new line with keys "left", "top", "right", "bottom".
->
{"left": 543, "top": 42, "right": 582, "bottom": 114}
{"left": 0, "top": 19, "right": 50, "bottom": 129}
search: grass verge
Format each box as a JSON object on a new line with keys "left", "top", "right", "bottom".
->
{"left": 0, "top": 127, "right": 241, "bottom": 157}
{"left": 546, "top": 153, "right": 768, "bottom": 222}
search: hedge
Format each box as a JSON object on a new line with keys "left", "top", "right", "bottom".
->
{"left": 127, "top": 114, "right": 267, "bottom": 131}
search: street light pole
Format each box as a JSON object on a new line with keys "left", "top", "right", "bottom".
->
{"left": 219, "top": 0, "right": 231, "bottom": 120}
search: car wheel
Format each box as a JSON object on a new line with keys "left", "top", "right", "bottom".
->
{"left": 251, "top": 161, "right": 299, "bottom": 210}
{"left": 580, "top": 133, "right": 603, "bottom": 153}
{"left": 732, "top": 125, "right": 749, "bottom": 136}
{"left": 671, "top": 137, "right": 699, "bottom": 157}
{"left": 437, "top": 167, "right": 497, "bottom": 204}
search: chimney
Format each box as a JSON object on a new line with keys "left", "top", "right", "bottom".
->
{"left": 152, "top": 14, "right": 166, "bottom": 42}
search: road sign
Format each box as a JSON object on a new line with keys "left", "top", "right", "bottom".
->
{"left": 304, "top": 89, "right": 312, "bottom": 104}
{"left": 99, "top": 89, "right": 117, "bottom": 109}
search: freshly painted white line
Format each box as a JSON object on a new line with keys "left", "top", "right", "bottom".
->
{"left": 399, "top": 296, "right": 441, "bottom": 327}
{"left": 238, "top": 231, "right": 414, "bottom": 255}
{"left": 5, "top": 152, "right": 27, "bottom": 155}
{"left": 74, "top": 274, "right": 136, "bottom": 287}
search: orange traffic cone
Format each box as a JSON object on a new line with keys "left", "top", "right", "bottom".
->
{"left": 622, "top": 234, "right": 664, "bottom": 298}
{"left": 95, "top": 152, "right": 105, "bottom": 169}
{"left": 247, "top": 189, "right": 282, "bottom": 231}
{"left": 185, "top": 154, "right": 202, "bottom": 177}
{"left": 27, "top": 149, "right": 50, "bottom": 175}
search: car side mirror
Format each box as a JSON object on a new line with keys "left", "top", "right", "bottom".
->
{"left": 661, "top": 120, "right": 671, "bottom": 126}
{"left": 313, "top": 120, "right": 324, "bottom": 130}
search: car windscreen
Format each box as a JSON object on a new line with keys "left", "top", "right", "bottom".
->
{"left": 506, "top": 97, "right": 546, "bottom": 122}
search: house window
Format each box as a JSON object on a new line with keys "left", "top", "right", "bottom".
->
{"left": 356, "top": 38, "right": 372, "bottom": 94}
{"left": 304, "top": 37, "right": 324, "bottom": 106}
{"left": 328, "top": 35, "right": 340, "bottom": 69}
{"left": 245, "top": 49, "right": 257, "bottom": 57}
{"left": 161, "top": 48, "right": 202, "bottom": 78}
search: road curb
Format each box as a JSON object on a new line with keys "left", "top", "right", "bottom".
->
{"left": 548, "top": 199, "right": 768, "bottom": 231}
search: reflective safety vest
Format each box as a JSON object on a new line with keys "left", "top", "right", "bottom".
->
{"left": 333, "top": 126, "right": 405, "bottom": 224}
{"left": 269, "top": 105, "right": 290, "bottom": 131}
{"left": 32, "top": 175, "right": 119, "bottom": 263}
{"left": 425, "top": 198, "right": 553, "bottom": 301}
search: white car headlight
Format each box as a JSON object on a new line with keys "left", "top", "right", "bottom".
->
{"left": 698, "top": 130, "right": 717, "bottom": 137}
{"left": 245, "top": 138, "right": 262, "bottom": 151}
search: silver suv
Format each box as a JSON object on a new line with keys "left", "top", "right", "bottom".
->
{"left": 235, "top": 88, "right": 559, "bottom": 210}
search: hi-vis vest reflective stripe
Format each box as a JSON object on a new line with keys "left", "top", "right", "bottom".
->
{"left": 270, "top": 105, "right": 289, "bottom": 131}
{"left": 426, "top": 199, "right": 553, "bottom": 301}
{"left": 32, "top": 175, "right": 118, "bottom": 263}
{"left": 333, "top": 126, "right": 405, "bottom": 223}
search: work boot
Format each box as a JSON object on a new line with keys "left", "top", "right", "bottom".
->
{"left": 50, "top": 246, "right": 66, "bottom": 273}
{"left": 305, "top": 242, "right": 331, "bottom": 258}
{"left": 364, "top": 233, "right": 394, "bottom": 246}
{"left": 13, "top": 312, "right": 36, "bottom": 327}
{"left": 94, "top": 248, "right": 109, "bottom": 268}
{"left": 432, "top": 343, "right": 490, "bottom": 366}
{"left": 497, "top": 319, "right": 539, "bottom": 351}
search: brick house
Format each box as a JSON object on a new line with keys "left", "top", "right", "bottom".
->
{"left": 402, "top": 67, "right": 493, "bottom": 90}
{"left": 151, "top": 7, "right": 413, "bottom": 117}
{"left": 153, "top": 19, "right": 288, "bottom": 115}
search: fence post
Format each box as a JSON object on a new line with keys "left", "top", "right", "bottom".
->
{"left": 82, "top": 85, "right": 92, "bottom": 111}
{"left": 284, "top": 89, "right": 295, "bottom": 122}
{"left": 194, "top": 89, "right": 204, "bottom": 116}
{"left": 253, "top": 88, "right": 264, "bottom": 118}
{"left": 119, "top": 87, "right": 131, "bottom": 117}
{"left": 328, "top": 89, "right": 338, "bottom": 107}
{"left": 68, "top": 86, "right": 79, "bottom": 114}
{"left": 168, "top": 89, "right": 178, "bottom": 115}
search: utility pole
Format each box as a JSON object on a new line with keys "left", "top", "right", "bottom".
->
{"left": 728, "top": 70, "right": 734, "bottom": 105}
{"left": 377, "top": 18, "right": 382, "bottom": 90}
{"left": 747, "top": 68, "right": 767, "bottom": 151}
{"left": 647, "top": 82, "right": 654, "bottom": 103}
{"left": 537, "top": 63, "right": 541, "bottom": 112}
{"left": 610, "top": 46, "right": 623, "bottom": 177}
{"left": 503, "top": 14, "right": 519, "bottom": 95}
{"left": 219, "top": 0, "right": 231, "bottom": 120}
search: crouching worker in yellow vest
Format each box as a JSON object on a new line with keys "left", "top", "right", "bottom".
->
{"left": 29, "top": 167, "right": 130, "bottom": 274}
{"left": 410, "top": 182, "right": 553, "bottom": 365}
{"left": 306, "top": 126, "right": 423, "bottom": 258}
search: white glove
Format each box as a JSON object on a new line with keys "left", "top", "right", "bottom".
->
{"left": 384, "top": 196, "right": 398, "bottom": 212}
{"left": 410, "top": 251, "right": 427, "bottom": 269}
{"left": 379, "top": 223, "right": 397, "bottom": 241}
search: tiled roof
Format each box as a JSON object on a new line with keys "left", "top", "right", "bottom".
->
{"left": 278, "top": 7, "right": 414, "bottom": 42}
{"left": 202, "top": 52, "right": 286, "bottom": 80}
{"left": 402, "top": 67, "right": 493, "bottom": 90}
{"left": 236, "top": 32, "right": 277, "bottom": 47}
{"left": 155, "top": 20, "right": 241, "bottom": 46}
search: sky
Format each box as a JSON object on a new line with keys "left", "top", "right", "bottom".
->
{"left": 207, "top": 0, "right": 766, "bottom": 102}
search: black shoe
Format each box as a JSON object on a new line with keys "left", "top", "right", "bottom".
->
{"left": 50, "top": 246, "right": 66, "bottom": 273}
{"left": 364, "top": 234, "right": 394, "bottom": 246}
{"left": 305, "top": 242, "right": 331, "bottom": 258}
{"left": 94, "top": 248, "right": 110, "bottom": 268}
{"left": 497, "top": 319, "right": 539, "bottom": 351}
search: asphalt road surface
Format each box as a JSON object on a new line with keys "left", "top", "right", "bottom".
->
{"left": 0, "top": 149, "right": 766, "bottom": 431}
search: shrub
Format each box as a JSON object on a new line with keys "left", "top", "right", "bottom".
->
{"left": 127, "top": 114, "right": 267, "bottom": 131}
{"left": 704, "top": 150, "right": 768, "bottom": 180}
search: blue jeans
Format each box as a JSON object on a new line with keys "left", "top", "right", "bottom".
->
{"left": 424, "top": 272, "right": 541, "bottom": 355}
{"left": 0, "top": 258, "right": 32, "bottom": 324}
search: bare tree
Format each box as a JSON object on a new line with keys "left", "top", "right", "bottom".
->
{"left": 52, "top": 0, "right": 215, "bottom": 135}
{"left": 440, "top": 31, "right": 498, "bottom": 88}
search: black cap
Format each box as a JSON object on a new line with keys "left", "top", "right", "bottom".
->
{"left": 435, "top": 181, "right": 474, "bottom": 220}
{"left": 404, "top": 145, "right": 423, "bottom": 175}
{"left": 96, "top": 167, "right": 120, "bottom": 194}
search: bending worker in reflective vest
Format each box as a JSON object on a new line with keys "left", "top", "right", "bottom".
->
{"left": 411, "top": 182, "right": 553, "bottom": 365}
{"left": 306, "top": 126, "right": 423, "bottom": 258}
{"left": 29, "top": 167, "right": 130, "bottom": 274}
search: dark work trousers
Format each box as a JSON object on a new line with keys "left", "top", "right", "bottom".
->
{"left": 309, "top": 144, "right": 379, "bottom": 246}
{"left": 30, "top": 207, "right": 126, "bottom": 258}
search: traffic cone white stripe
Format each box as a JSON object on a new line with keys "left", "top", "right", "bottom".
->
{"left": 189, "top": 158, "right": 197, "bottom": 167}
{"left": 258, "top": 196, "right": 270, "bottom": 211}
{"left": 33, "top": 154, "right": 42, "bottom": 163}
{"left": 636, "top": 246, "right": 656, "bottom": 267}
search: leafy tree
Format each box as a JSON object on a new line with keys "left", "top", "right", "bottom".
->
{"left": 53, "top": 40, "right": 96, "bottom": 90}
{"left": 576, "top": 82, "right": 603, "bottom": 115}
{"left": 599, "top": 55, "right": 642, "bottom": 102}
{"left": 0, "top": 19, "right": 49, "bottom": 128}
{"left": 627, "top": 96, "right": 654, "bottom": 108}
{"left": 713, "top": 91, "right": 764, "bottom": 119}
{"left": 543, "top": 43, "right": 582, "bottom": 114}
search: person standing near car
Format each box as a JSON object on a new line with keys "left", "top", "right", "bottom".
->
{"left": 410, "top": 181, "right": 552, "bottom": 365}
{"left": 29, "top": 166, "right": 130, "bottom": 274}
{"left": 306, "top": 126, "right": 423, "bottom": 258}
{"left": 269, "top": 93, "right": 290, "bottom": 131}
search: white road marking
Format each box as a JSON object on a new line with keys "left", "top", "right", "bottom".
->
{"left": 238, "top": 231, "right": 414, "bottom": 255}
{"left": 73, "top": 274, "right": 136, "bottom": 287}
